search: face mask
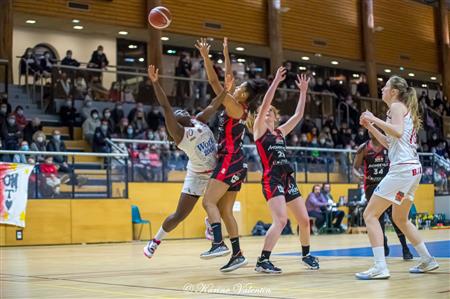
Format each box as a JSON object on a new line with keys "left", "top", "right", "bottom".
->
{"left": 148, "top": 133, "right": 153, "bottom": 139}
{"left": 67, "top": 101, "right": 72, "bottom": 106}
{"left": 21, "top": 145, "right": 29, "bottom": 151}
{"left": 433, "top": 136, "right": 437, "bottom": 140}
{"left": 86, "top": 101, "right": 92, "bottom": 107}
{"left": 45, "top": 54, "right": 50, "bottom": 59}
{"left": 137, "top": 107, "right": 144, "bottom": 112}
{"left": 127, "top": 129, "right": 133, "bottom": 135}
{"left": 17, "top": 110, "right": 23, "bottom": 116}
{"left": 359, "top": 132, "right": 364, "bottom": 136}
{"left": 301, "top": 137, "right": 307, "bottom": 142}
{"left": 117, "top": 106, "right": 123, "bottom": 110}
{"left": 105, "top": 112, "right": 111, "bottom": 118}
{"left": 37, "top": 136, "right": 44, "bottom": 143}
{"left": 0, "top": 107, "right": 7, "bottom": 113}
{"left": 101, "top": 125, "right": 108, "bottom": 131}
{"left": 67, "top": 55, "right": 72, "bottom": 59}
{"left": 7, "top": 119, "right": 15, "bottom": 125}
{"left": 98, "top": 50, "right": 103, "bottom": 55}
{"left": 92, "top": 114, "right": 98, "bottom": 119}
{"left": 53, "top": 135, "right": 60, "bottom": 141}
{"left": 320, "top": 139, "right": 326, "bottom": 144}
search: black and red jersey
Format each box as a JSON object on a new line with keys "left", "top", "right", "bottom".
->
{"left": 256, "top": 128, "right": 293, "bottom": 176}
{"left": 361, "top": 141, "right": 389, "bottom": 188}
{"left": 217, "top": 107, "right": 248, "bottom": 155}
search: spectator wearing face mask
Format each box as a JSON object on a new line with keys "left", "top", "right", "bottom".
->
{"left": 111, "top": 103, "right": 125, "bottom": 125}
{"left": 0, "top": 103, "right": 9, "bottom": 127}
{"left": 93, "top": 120, "right": 112, "bottom": 153}
{"left": 1, "top": 115, "right": 22, "bottom": 157}
{"left": 61, "top": 50, "right": 80, "bottom": 67}
{"left": 354, "top": 127, "right": 368, "bottom": 146}
{"left": 147, "top": 106, "right": 164, "bottom": 132}
{"left": 81, "top": 99, "right": 93, "bottom": 121}
{"left": 13, "top": 141, "right": 30, "bottom": 164}
{"left": 131, "top": 110, "right": 149, "bottom": 137}
{"left": 73, "top": 75, "right": 87, "bottom": 100}
{"left": 122, "top": 85, "right": 135, "bottom": 103}
{"left": 39, "top": 156, "right": 66, "bottom": 196}
{"left": 109, "top": 81, "right": 122, "bottom": 102}
{"left": 88, "top": 45, "right": 109, "bottom": 69}
{"left": 128, "top": 102, "right": 144, "bottom": 123}
{"left": 13, "top": 106, "right": 27, "bottom": 130}
{"left": 55, "top": 72, "right": 73, "bottom": 99}
{"left": 59, "top": 99, "right": 78, "bottom": 129}
{"left": 30, "top": 131, "right": 47, "bottom": 163}
{"left": 114, "top": 117, "right": 129, "bottom": 138}
{"left": 82, "top": 109, "right": 101, "bottom": 144}
{"left": 125, "top": 125, "right": 135, "bottom": 139}
{"left": 40, "top": 51, "right": 56, "bottom": 77}
{"left": 23, "top": 117, "right": 42, "bottom": 145}
{"left": 102, "top": 108, "right": 115, "bottom": 132}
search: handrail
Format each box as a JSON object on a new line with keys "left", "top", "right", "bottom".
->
{"left": 337, "top": 101, "right": 350, "bottom": 126}
{"left": 0, "top": 150, "right": 127, "bottom": 158}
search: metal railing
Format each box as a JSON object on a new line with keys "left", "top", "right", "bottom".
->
{"left": 0, "top": 150, "right": 129, "bottom": 199}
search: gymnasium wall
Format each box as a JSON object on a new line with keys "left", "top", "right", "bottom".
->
{"left": 13, "top": 26, "right": 117, "bottom": 86}
{"left": 0, "top": 183, "right": 435, "bottom": 246}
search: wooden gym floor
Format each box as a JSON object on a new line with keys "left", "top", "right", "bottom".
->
{"left": 1, "top": 230, "right": 449, "bottom": 299}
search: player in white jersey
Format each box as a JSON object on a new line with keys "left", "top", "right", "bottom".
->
{"left": 356, "top": 75, "right": 438, "bottom": 280}
{"left": 144, "top": 65, "right": 233, "bottom": 258}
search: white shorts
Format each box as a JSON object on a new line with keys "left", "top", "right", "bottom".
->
{"left": 374, "top": 164, "right": 422, "bottom": 205}
{"left": 181, "top": 169, "right": 211, "bottom": 197}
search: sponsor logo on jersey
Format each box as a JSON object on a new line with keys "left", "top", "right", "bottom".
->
{"left": 197, "top": 137, "right": 216, "bottom": 156}
{"left": 277, "top": 185, "right": 284, "bottom": 193}
{"left": 221, "top": 168, "right": 227, "bottom": 174}
{"left": 231, "top": 174, "right": 240, "bottom": 184}
{"left": 287, "top": 183, "right": 298, "bottom": 195}
{"left": 395, "top": 191, "right": 405, "bottom": 202}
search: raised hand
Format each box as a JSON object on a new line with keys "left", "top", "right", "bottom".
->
{"left": 274, "top": 66, "right": 287, "bottom": 83}
{"left": 195, "top": 38, "right": 211, "bottom": 58}
{"left": 295, "top": 73, "right": 310, "bottom": 92}
{"left": 223, "top": 37, "right": 228, "bottom": 50}
{"left": 147, "top": 65, "right": 159, "bottom": 83}
{"left": 224, "top": 74, "right": 234, "bottom": 92}
{"left": 361, "top": 110, "right": 375, "bottom": 122}
{"left": 360, "top": 116, "right": 370, "bottom": 127}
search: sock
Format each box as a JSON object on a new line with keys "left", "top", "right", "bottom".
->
{"left": 372, "top": 246, "right": 387, "bottom": 267}
{"left": 302, "top": 245, "right": 310, "bottom": 257}
{"left": 230, "top": 237, "right": 241, "bottom": 256}
{"left": 398, "top": 235, "right": 409, "bottom": 251}
{"left": 414, "top": 242, "right": 431, "bottom": 259}
{"left": 260, "top": 250, "right": 271, "bottom": 260}
{"left": 154, "top": 227, "right": 167, "bottom": 242}
{"left": 211, "top": 223, "right": 223, "bottom": 244}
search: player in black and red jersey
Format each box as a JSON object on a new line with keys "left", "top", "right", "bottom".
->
{"left": 196, "top": 37, "right": 268, "bottom": 272}
{"left": 251, "top": 67, "right": 319, "bottom": 273}
{"left": 353, "top": 131, "right": 413, "bottom": 260}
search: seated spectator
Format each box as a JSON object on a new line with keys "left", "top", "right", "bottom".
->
{"left": 131, "top": 110, "right": 149, "bottom": 137}
{"left": 138, "top": 145, "right": 163, "bottom": 181}
{"left": 13, "top": 105, "right": 27, "bottom": 130}
{"left": 88, "top": 45, "right": 109, "bottom": 69}
{"left": 111, "top": 102, "right": 125, "bottom": 125}
{"left": 109, "top": 81, "right": 122, "bottom": 102}
{"left": 82, "top": 109, "right": 101, "bottom": 144}
{"left": 147, "top": 106, "right": 164, "bottom": 131}
{"left": 136, "top": 78, "right": 156, "bottom": 105}
{"left": 300, "top": 114, "right": 316, "bottom": 134}
{"left": 323, "top": 115, "right": 337, "bottom": 131}
{"left": 59, "top": 99, "right": 78, "bottom": 129}
{"left": 39, "top": 51, "right": 56, "bottom": 77}
{"left": 80, "top": 99, "right": 93, "bottom": 121}
{"left": 102, "top": 108, "right": 115, "bottom": 132}
{"left": 61, "top": 50, "right": 80, "bottom": 67}
{"left": 1, "top": 115, "right": 22, "bottom": 161}
{"left": 89, "top": 76, "right": 109, "bottom": 100}
{"left": 0, "top": 102, "right": 8, "bottom": 127}
{"left": 73, "top": 75, "right": 87, "bottom": 100}
{"left": 356, "top": 75, "right": 370, "bottom": 97}
{"left": 92, "top": 120, "right": 112, "bottom": 153}
{"left": 23, "top": 117, "right": 43, "bottom": 145}
{"left": 122, "top": 85, "right": 135, "bottom": 103}
{"left": 354, "top": 127, "right": 367, "bottom": 146}
{"left": 20, "top": 47, "right": 40, "bottom": 79}
{"left": 13, "top": 141, "right": 30, "bottom": 164}
{"left": 321, "top": 183, "right": 345, "bottom": 229}
{"left": 125, "top": 124, "right": 135, "bottom": 139}
{"left": 54, "top": 72, "right": 72, "bottom": 99}
{"left": 30, "top": 131, "right": 47, "bottom": 163}
{"left": 128, "top": 102, "right": 144, "bottom": 122}
{"left": 114, "top": 117, "right": 129, "bottom": 138}
{"left": 307, "top": 127, "right": 319, "bottom": 143}
{"left": 39, "top": 156, "right": 66, "bottom": 196}
{"left": 306, "top": 185, "right": 328, "bottom": 230}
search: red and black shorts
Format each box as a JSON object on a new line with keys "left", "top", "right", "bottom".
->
{"left": 262, "top": 171, "right": 301, "bottom": 202}
{"left": 211, "top": 153, "right": 248, "bottom": 191}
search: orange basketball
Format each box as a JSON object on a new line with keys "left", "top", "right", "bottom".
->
{"left": 148, "top": 6, "right": 172, "bottom": 29}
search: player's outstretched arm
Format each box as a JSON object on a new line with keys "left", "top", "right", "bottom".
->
{"left": 148, "top": 65, "right": 184, "bottom": 144}
{"left": 223, "top": 37, "right": 236, "bottom": 94}
{"left": 195, "top": 38, "right": 222, "bottom": 96}
{"left": 196, "top": 74, "right": 234, "bottom": 123}
{"left": 360, "top": 102, "right": 405, "bottom": 139}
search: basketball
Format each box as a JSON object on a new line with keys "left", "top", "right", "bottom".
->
{"left": 148, "top": 6, "right": 172, "bottom": 29}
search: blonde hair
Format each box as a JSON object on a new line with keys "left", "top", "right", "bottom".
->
{"left": 388, "top": 76, "right": 422, "bottom": 130}
{"left": 246, "top": 105, "right": 280, "bottom": 134}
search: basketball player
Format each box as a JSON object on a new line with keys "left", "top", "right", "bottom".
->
{"left": 195, "top": 37, "right": 268, "bottom": 272}
{"left": 353, "top": 131, "right": 413, "bottom": 260}
{"left": 143, "top": 65, "right": 233, "bottom": 258}
{"left": 356, "top": 75, "right": 438, "bottom": 280}
{"left": 251, "top": 67, "right": 319, "bottom": 273}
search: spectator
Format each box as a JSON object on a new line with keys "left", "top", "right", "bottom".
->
{"left": 300, "top": 115, "right": 316, "bottom": 134}
{"left": 61, "top": 50, "right": 80, "bottom": 67}
{"left": 306, "top": 185, "right": 328, "bottom": 230}
{"left": 138, "top": 145, "right": 163, "bottom": 181}
{"left": 88, "top": 45, "right": 109, "bottom": 69}
{"left": 82, "top": 109, "right": 101, "bottom": 144}
{"left": 114, "top": 117, "right": 129, "bottom": 138}
{"left": 128, "top": 102, "right": 144, "bottom": 122}
{"left": 19, "top": 47, "right": 40, "bottom": 78}
{"left": 356, "top": 75, "right": 370, "bottom": 97}
{"left": 323, "top": 115, "right": 337, "bottom": 131}
{"left": 0, "top": 102, "right": 8, "bottom": 127}
{"left": 30, "top": 131, "right": 47, "bottom": 163}
{"left": 174, "top": 51, "right": 192, "bottom": 107}
{"left": 110, "top": 102, "right": 124, "bottom": 125}
{"left": 109, "top": 81, "right": 122, "bottom": 102}
{"left": 321, "top": 183, "right": 345, "bottom": 229}
{"left": 126, "top": 124, "right": 135, "bottom": 139}
{"left": 92, "top": 120, "right": 111, "bottom": 153}
{"left": 80, "top": 99, "right": 93, "bottom": 121}
{"left": 122, "top": 84, "right": 135, "bottom": 103}
{"left": 131, "top": 110, "right": 149, "bottom": 136}
{"left": 59, "top": 99, "right": 77, "bottom": 130}
{"left": 313, "top": 77, "right": 325, "bottom": 92}
{"left": 89, "top": 75, "right": 109, "bottom": 100}
{"left": 13, "top": 105, "right": 27, "bottom": 130}
{"left": 102, "top": 108, "right": 115, "bottom": 132}
{"left": 73, "top": 75, "right": 87, "bottom": 100}
{"left": 1, "top": 115, "right": 22, "bottom": 155}
{"left": 54, "top": 72, "right": 72, "bottom": 99}
{"left": 307, "top": 127, "right": 319, "bottom": 143}
{"left": 136, "top": 78, "right": 157, "bottom": 105}
{"left": 282, "top": 62, "right": 297, "bottom": 89}
{"left": 299, "top": 133, "right": 309, "bottom": 147}
{"left": 39, "top": 51, "right": 56, "bottom": 77}
{"left": 23, "top": 117, "right": 43, "bottom": 145}
{"left": 190, "top": 53, "right": 206, "bottom": 107}
{"left": 147, "top": 106, "right": 164, "bottom": 132}
{"left": 354, "top": 127, "right": 368, "bottom": 146}
{"left": 39, "top": 156, "right": 65, "bottom": 196}
{"left": 13, "top": 141, "right": 30, "bottom": 164}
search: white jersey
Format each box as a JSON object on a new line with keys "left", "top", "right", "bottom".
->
{"left": 386, "top": 111, "right": 420, "bottom": 166}
{"left": 177, "top": 119, "right": 217, "bottom": 173}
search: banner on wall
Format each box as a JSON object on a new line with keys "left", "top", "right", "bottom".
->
{"left": 0, "top": 163, "right": 34, "bottom": 228}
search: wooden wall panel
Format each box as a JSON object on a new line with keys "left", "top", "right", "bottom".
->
{"left": 13, "top": 0, "right": 146, "bottom": 28}
{"left": 281, "top": 0, "right": 362, "bottom": 61}
{"left": 374, "top": 0, "right": 438, "bottom": 72}
{"left": 161, "top": 0, "right": 268, "bottom": 45}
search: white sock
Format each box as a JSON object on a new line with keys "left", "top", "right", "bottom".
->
{"left": 372, "top": 246, "right": 387, "bottom": 267}
{"left": 154, "top": 227, "right": 168, "bottom": 242}
{"left": 414, "top": 242, "right": 431, "bottom": 259}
